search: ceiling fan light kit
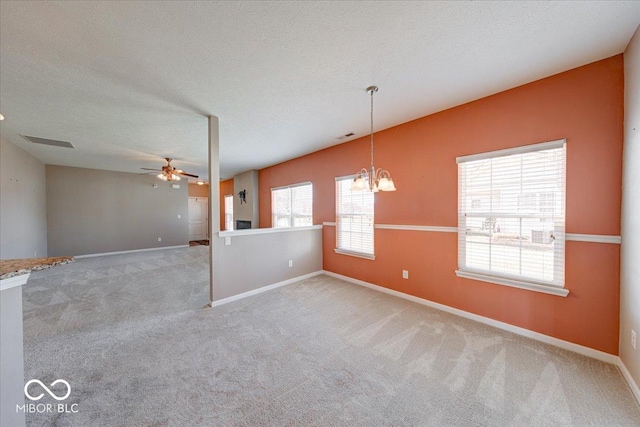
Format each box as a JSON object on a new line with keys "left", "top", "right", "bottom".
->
{"left": 350, "top": 86, "right": 396, "bottom": 193}
{"left": 141, "top": 158, "right": 198, "bottom": 182}
{"left": 157, "top": 172, "right": 181, "bottom": 181}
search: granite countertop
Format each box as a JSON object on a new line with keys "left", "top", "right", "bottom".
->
{"left": 0, "top": 256, "right": 74, "bottom": 280}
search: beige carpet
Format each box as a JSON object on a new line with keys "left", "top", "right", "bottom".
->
{"left": 22, "top": 246, "right": 640, "bottom": 426}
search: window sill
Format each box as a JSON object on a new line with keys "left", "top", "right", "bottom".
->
{"left": 334, "top": 248, "right": 376, "bottom": 260}
{"left": 455, "top": 270, "right": 569, "bottom": 297}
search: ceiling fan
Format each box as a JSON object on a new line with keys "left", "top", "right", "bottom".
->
{"left": 141, "top": 158, "right": 198, "bottom": 182}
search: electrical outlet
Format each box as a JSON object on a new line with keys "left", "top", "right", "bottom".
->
{"left": 632, "top": 330, "right": 637, "bottom": 350}
{"left": 33, "top": 251, "right": 37, "bottom": 257}
{"left": 177, "top": 214, "right": 181, "bottom": 219}
{"left": 157, "top": 237, "right": 162, "bottom": 242}
{"left": 224, "top": 237, "right": 231, "bottom": 246}
{"left": 402, "top": 270, "right": 409, "bottom": 279}
{"left": 288, "top": 260, "right": 293, "bottom": 268}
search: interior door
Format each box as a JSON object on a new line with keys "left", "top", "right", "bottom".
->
{"left": 188, "top": 197, "right": 209, "bottom": 241}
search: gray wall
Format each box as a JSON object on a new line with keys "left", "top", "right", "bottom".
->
{"left": 46, "top": 166, "right": 188, "bottom": 256}
{"left": 621, "top": 25, "right": 640, "bottom": 387}
{"left": 233, "top": 170, "right": 259, "bottom": 228}
{"left": 0, "top": 137, "right": 47, "bottom": 259}
{"left": 1, "top": 285, "right": 26, "bottom": 427}
{"left": 213, "top": 228, "right": 322, "bottom": 301}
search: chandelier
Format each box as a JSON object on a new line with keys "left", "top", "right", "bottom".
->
{"left": 350, "top": 86, "right": 396, "bottom": 192}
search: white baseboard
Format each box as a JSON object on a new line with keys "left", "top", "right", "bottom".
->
{"left": 321, "top": 270, "right": 619, "bottom": 365}
{"left": 210, "top": 271, "right": 323, "bottom": 308}
{"left": 618, "top": 359, "right": 640, "bottom": 405}
{"left": 75, "top": 245, "right": 189, "bottom": 259}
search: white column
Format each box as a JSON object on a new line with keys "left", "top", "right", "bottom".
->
{"left": 208, "top": 115, "right": 220, "bottom": 305}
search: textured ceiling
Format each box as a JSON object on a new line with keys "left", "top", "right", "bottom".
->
{"left": 1, "top": 1, "right": 639, "bottom": 180}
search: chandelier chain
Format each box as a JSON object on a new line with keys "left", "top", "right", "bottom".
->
{"left": 370, "top": 88, "right": 374, "bottom": 168}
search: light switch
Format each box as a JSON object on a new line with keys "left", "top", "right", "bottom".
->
{"left": 225, "top": 237, "right": 231, "bottom": 246}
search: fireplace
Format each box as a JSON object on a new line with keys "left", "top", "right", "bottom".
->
{"left": 235, "top": 220, "right": 251, "bottom": 230}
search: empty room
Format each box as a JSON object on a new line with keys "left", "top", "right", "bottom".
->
{"left": 1, "top": 1, "right": 639, "bottom": 426}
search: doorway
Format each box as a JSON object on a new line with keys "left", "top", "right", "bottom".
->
{"left": 188, "top": 197, "right": 209, "bottom": 241}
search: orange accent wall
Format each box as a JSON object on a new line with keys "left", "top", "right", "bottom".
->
{"left": 259, "top": 55, "right": 624, "bottom": 354}
{"left": 219, "top": 179, "right": 234, "bottom": 231}
{"left": 188, "top": 183, "right": 209, "bottom": 198}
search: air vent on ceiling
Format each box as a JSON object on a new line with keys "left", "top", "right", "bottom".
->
{"left": 336, "top": 132, "right": 355, "bottom": 140}
{"left": 21, "top": 135, "right": 75, "bottom": 149}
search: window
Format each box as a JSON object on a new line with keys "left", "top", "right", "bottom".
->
{"left": 224, "top": 195, "right": 234, "bottom": 230}
{"left": 271, "top": 182, "right": 313, "bottom": 228}
{"left": 456, "top": 140, "right": 566, "bottom": 294}
{"left": 335, "top": 176, "right": 375, "bottom": 259}
{"left": 539, "top": 192, "right": 555, "bottom": 213}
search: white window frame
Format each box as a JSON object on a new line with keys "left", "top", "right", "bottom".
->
{"left": 335, "top": 175, "right": 375, "bottom": 260}
{"left": 455, "top": 139, "right": 568, "bottom": 297}
{"left": 271, "top": 182, "right": 313, "bottom": 228}
{"left": 224, "top": 194, "right": 234, "bottom": 231}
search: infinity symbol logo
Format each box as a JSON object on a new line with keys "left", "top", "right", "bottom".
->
{"left": 24, "top": 379, "right": 71, "bottom": 401}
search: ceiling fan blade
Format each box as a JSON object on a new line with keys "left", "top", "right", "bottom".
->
{"left": 141, "top": 168, "right": 162, "bottom": 171}
{"left": 178, "top": 172, "right": 199, "bottom": 178}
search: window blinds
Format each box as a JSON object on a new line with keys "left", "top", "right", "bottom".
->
{"left": 271, "top": 183, "right": 313, "bottom": 228}
{"left": 224, "top": 195, "right": 234, "bottom": 230}
{"left": 457, "top": 140, "right": 566, "bottom": 287}
{"left": 336, "top": 177, "right": 374, "bottom": 256}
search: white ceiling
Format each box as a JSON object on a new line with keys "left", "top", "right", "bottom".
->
{"left": 1, "top": 1, "right": 639, "bottom": 181}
